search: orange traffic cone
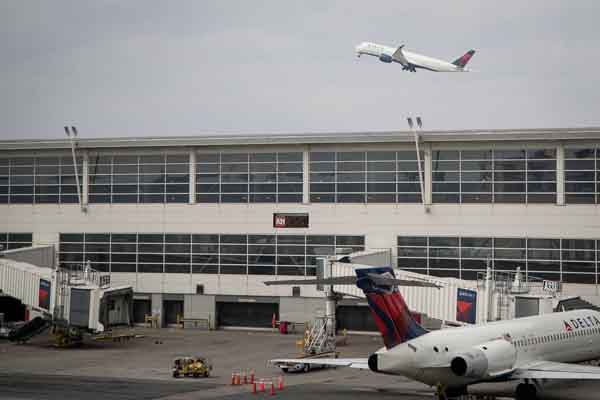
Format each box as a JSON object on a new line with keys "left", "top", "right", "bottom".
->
{"left": 277, "top": 376, "right": 284, "bottom": 390}
{"left": 250, "top": 370, "right": 255, "bottom": 384}
{"left": 270, "top": 381, "right": 276, "bottom": 395}
{"left": 252, "top": 382, "right": 257, "bottom": 394}
{"left": 231, "top": 373, "right": 235, "bottom": 385}
{"left": 243, "top": 371, "right": 247, "bottom": 385}
{"left": 259, "top": 380, "right": 265, "bottom": 392}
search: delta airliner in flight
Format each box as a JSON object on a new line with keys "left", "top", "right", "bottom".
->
{"left": 268, "top": 267, "right": 600, "bottom": 400}
{"left": 355, "top": 42, "right": 476, "bottom": 72}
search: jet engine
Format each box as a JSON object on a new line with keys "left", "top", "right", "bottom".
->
{"left": 450, "top": 339, "right": 517, "bottom": 379}
{"left": 379, "top": 53, "right": 393, "bottom": 63}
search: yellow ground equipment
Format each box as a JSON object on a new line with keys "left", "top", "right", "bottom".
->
{"left": 172, "top": 356, "right": 212, "bottom": 378}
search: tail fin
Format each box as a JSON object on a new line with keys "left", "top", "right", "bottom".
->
{"left": 356, "top": 267, "right": 428, "bottom": 349}
{"left": 452, "top": 49, "right": 476, "bottom": 68}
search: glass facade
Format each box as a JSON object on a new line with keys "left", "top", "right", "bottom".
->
{"left": 59, "top": 233, "right": 364, "bottom": 275}
{"left": 5, "top": 145, "right": 600, "bottom": 206}
{"left": 565, "top": 148, "right": 598, "bottom": 204}
{"left": 89, "top": 154, "right": 189, "bottom": 203}
{"left": 196, "top": 152, "right": 303, "bottom": 203}
{"left": 432, "top": 149, "right": 556, "bottom": 203}
{"left": 0, "top": 233, "right": 33, "bottom": 251}
{"left": 398, "top": 235, "right": 597, "bottom": 283}
{"left": 309, "top": 151, "right": 423, "bottom": 203}
{"left": 0, "top": 157, "right": 82, "bottom": 204}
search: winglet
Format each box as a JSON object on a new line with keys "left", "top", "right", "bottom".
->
{"left": 452, "top": 49, "right": 476, "bottom": 68}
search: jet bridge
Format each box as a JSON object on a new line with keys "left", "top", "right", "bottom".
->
{"left": 0, "top": 252, "right": 133, "bottom": 343}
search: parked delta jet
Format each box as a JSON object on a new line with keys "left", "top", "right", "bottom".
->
{"left": 268, "top": 267, "right": 600, "bottom": 400}
{"left": 355, "top": 42, "right": 476, "bottom": 72}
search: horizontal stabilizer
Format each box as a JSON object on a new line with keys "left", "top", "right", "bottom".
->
{"left": 270, "top": 358, "right": 369, "bottom": 370}
{"left": 264, "top": 274, "right": 441, "bottom": 288}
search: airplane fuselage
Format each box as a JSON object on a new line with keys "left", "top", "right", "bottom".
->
{"left": 355, "top": 42, "right": 468, "bottom": 72}
{"left": 373, "top": 309, "right": 600, "bottom": 388}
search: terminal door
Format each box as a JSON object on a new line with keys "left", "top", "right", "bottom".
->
{"left": 163, "top": 300, "right": 183, "bottom": 326}
{"left": 133, "top": 299, "right": 151, "bottom": 324}
{"left": 216, "top": 302, "right": 278, "bottom": 328}
{"left": 336, "top": 305, "right": 378, "bottom": 332}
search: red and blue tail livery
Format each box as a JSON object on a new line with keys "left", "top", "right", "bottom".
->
{"left": 356, "top": 267, "right": 427, "bottom": 349}
{"left": 452, "top": 49, "right": 476, "bottom": 68}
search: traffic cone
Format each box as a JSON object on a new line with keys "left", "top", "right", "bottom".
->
{"left": 277, "top": 376, "right": 284, "bottom": 390}
{"left": 231, "top": 373, "right": 235, "bottom": 385}
{"left": 235, "top": 373, "right": 241, "bottom": 385}
{"left": 250, "top": 370, "right": 255, "bottom": 384}
{"left": 259, "top": 380, "right": 265, "bottom": 392}
{"left": 270, "top": 381, "right": 275, "bottom": 395}
{"left": 252, "top": 382, "right": 257, "bottom": 394}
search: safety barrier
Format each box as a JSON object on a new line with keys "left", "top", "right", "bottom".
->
{"left": 175, "top": 314, "right": 211, "bottom": 330}
{"left": 144, "top": 314, "right": 159, "bottom": 328}
{"left": 230, "top": 370, "right": 284, "bottom": 395}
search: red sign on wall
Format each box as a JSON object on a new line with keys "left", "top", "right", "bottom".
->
{"left": 273, "top": 213, "right": 309, "bottom": 228}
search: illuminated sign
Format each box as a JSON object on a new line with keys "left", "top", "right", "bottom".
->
{"left": 39, "top": 279, "right": 51, "bottom": 310}
{"left": 273, "top": 213, "right": 309, "bottom": 228}
{"left": 456, "top": 288, "right": 477, "bottom": 324}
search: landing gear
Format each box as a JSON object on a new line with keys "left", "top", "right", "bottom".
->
{"left": 434, "top": 383, "right": 467, "bottom": 400}
{"left": 434, "top": 383, "right": 448, "bottom": 400}
{"left": 515, "top": 381, "right": 537, "bottom": 400}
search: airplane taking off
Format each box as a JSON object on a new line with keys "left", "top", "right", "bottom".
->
{"left": 268, "top": 267, "right": 600, "bottom": 400}
{"left": 355, "top": 42, "right": 476, "bottom": 72}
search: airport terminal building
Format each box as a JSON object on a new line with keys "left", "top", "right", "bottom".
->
{"left": 2, "top": 127, "right": 600, "bottom": 328}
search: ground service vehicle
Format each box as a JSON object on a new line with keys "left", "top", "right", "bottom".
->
{"left": 172, "top": 356, "right": 212, "bottom": 378}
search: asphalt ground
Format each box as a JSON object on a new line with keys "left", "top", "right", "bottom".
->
{"left": 1, "top": 328, "right": 599, "bottom": 400}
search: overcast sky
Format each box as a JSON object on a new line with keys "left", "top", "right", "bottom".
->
{"left": 2, "top": 1, "right": 599, "bottom": 139}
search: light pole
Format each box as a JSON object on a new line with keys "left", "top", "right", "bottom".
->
{"left": 64, "top": 126, "right": 86, "bottom": 213}
{"left": 407, "top": 117, "right": 428, "bottom": 213}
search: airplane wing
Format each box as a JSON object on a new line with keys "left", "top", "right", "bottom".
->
{"left": 391, "top": 45, "right": 410, "bottom": 67}
{"left": 511, "top": 361, "right": 600, "bottom": 380}
{"left": 270, "top": 358, "right": 369, "bottom": 370}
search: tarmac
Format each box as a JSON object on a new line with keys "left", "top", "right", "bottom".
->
{"left": 1, "top": 328, "right": 599, "bottom": 400}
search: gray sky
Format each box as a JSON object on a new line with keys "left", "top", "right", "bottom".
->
{"left": 2, "top": 1, "right": 599, "bottom": 139}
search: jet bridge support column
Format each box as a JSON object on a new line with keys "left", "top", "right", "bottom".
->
{"left": 323, "top": 257, "right": 336, "bottom": 334}
{"left": 315, "top": 256, "right": 337, "bottom": 353}
{"left": 324, "top": 288, "right": 337, "bottom": 341}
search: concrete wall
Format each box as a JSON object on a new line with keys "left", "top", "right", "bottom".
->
{"left": 2, "top": 202, "right": 600, "bottom": 306}
{"left": 184, "top": 294, "right": 216, "bottom": 329}
{"left": 150, "top": 293, "right": 163, "bottom": 328}
{"left": 279, "top": 297, "right": 325, "bottom": 324}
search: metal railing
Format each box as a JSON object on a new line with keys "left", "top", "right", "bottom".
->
{"left": 304, "top": 316, "right": 336, "bottom": 355}
{"left": 63, "top": 261, "right": 110, "bottom": 288}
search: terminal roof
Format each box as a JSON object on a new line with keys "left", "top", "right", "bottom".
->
{"left": 1, "top": 127, "right": 600, "bottom": 151}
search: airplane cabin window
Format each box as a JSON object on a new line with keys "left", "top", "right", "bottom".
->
{"left": 433, "top": 346, "right": 439, "bottom": 353}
